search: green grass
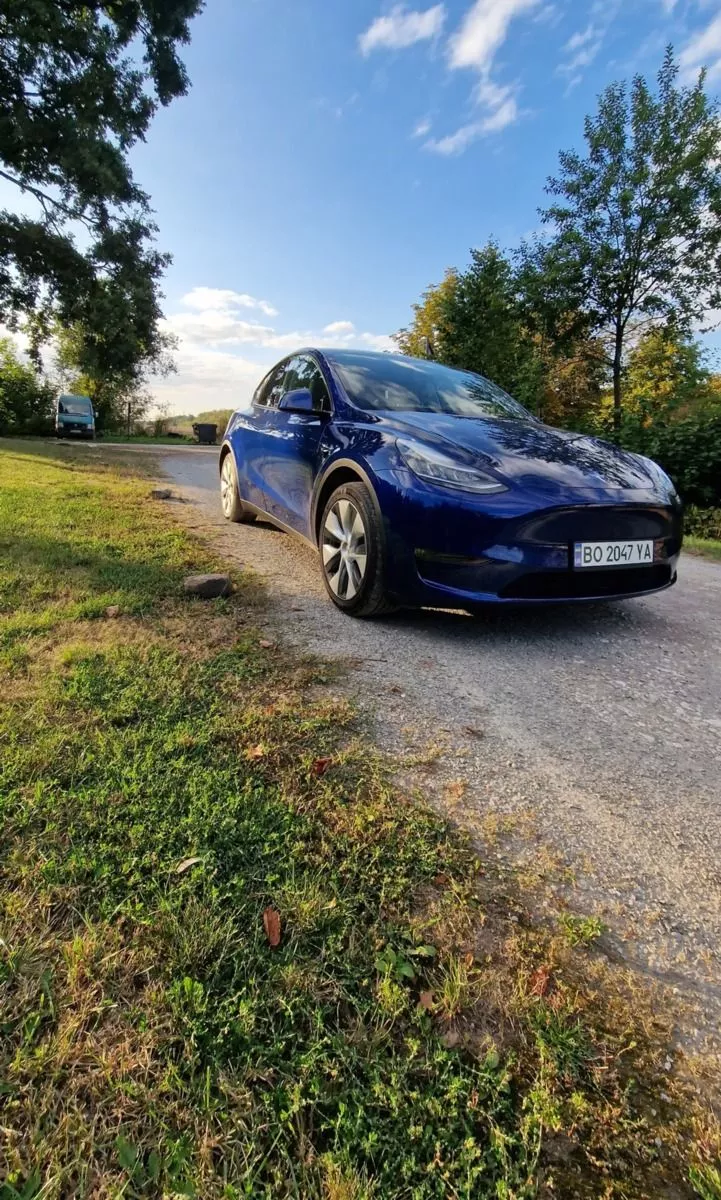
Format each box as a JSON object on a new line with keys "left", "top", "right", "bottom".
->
{"left": 0, "top": 441, "right": 718, "bottom": 1199}
{"left": 558, "top": 914, "right": 604, "bottom": 949}
{"left": 685, "top": 536, "right": 721, "bottom": 562}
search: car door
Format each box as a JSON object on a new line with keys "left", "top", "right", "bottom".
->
{"left": 231, "top": 361, "right": 289, "bottom": 510}
{"left": 260, "top": 354, "right": 332, "bottom": 536}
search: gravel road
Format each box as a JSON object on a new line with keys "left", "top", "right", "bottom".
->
{"left": 158, "top": 446, "right": 721, "bottom": 1051}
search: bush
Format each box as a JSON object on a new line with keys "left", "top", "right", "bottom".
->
{"left": 619, "top": 405, "right": 721, "bottom": 507}
{"left": 684, "top": 505, "right": 721, "bottom": 540}
{"left": 0, "top": 338, "right": 55, "bottom": 436}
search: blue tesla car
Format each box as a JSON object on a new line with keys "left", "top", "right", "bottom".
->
{"left": 219, "top": 349, "right": 682, "bottom": 616}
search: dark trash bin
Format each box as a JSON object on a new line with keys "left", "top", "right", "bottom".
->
{"left": 192, "top": 422, "right": 218, "bottom": 445}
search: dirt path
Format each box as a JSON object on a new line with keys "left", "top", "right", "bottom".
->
{"left": 158, "top": 446, "right": 721, "bottom": 1057}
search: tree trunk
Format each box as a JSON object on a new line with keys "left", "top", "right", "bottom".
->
{"left": 612, "top": 322, "right": 623, "bottom": 436}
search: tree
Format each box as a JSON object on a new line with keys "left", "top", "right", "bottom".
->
{"left": 395, "top": 269, "right": 459, "bottom": 358}
{"left": 0, "top": 337, "right": 54, "bottom": 434}
{"left": 624, "top": 328, "right": 714, "bottom": 421}
{"left": 439, "top": 243, "right": 529, "bottom": 397}
{"left": 542, "top": 49, "right": 721, "bottom": 432}
{"left": 54, "top": 321, "right": 177, "bottom": 432}
{"left": 396, "top": 242, "right": 608, "bottom": 427}
{"left": 0, "top": 0, "right": 202, "bottom": 378}
{"left": 514, "top": 238, "right": 608, "bottom": 426}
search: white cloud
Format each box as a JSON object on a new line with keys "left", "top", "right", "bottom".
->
{"left": 425, "top": 94, "right": 518, "bottom": 154}
{"left": 557, "top": 0, "right": 621, "bottom": 81}
{"left": 447, "top": 0, "right": 539, "bottom": 72}
{"left": 152, "top": 291, "right": 393, "bottom": 414}
{"left": 412, "top": 117, "right": 432, "bottom": 137}
{"left": 151, "top": 348, "right": 267, "bottom": 415}
{"left": 424, "top": 0, "right": 539, "bottom": 155}
{"left": 182, "top": 286, "right": 278, "bottom": 318}
{"left": 558, "top": 23, "right": 604, "bottom": 75}
{"left": 533, "top": 3, "right": 561, "bottom": 26}
{"left": 359, "top": 4, "right": 446, "bottom": 55}
{"left": 679, "top": 12, "right": 721, "bottom": 83}
{"left": 323, "top": 320, "right": 356, "bottom": 335}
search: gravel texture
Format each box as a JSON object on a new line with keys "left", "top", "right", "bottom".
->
{"left": 158, "top": 447, "right": 721, "bottom": 1054}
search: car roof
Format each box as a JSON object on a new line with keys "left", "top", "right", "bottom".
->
{"left": 303, "top": 347, "right": 423, "bottom": 366}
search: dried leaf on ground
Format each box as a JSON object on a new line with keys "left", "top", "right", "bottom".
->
{"left": 175, "top": 856, "right": 202, "bottom": 875}
{"left": 529, "top": 965, "right": 552, "bottom": 997}
{"left": 263, "top": 907, "right": 281, "bottom": 947}
{"left": 312, "top": 756, "right": 333, "bottom": 777}
{"left": 419, "top": 990, "right": 435, "bottom": 1011}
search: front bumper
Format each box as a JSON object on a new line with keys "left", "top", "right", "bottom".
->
{"left": 374, "top": 471, "right": 682, "bottom": 607}
{"left": 57, "top": 422, "right": 94, "bottom": 437}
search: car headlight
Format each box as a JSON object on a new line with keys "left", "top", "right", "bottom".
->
{"left": 397, "top": 438, "right": 507, "bottom": 494}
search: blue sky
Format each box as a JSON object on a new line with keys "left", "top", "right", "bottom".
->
{"left": 126, "top": 0, "right": 721, "bottom": 413}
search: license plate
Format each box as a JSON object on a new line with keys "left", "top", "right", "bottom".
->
{"left": 573, "top": 540, "right": 654, "bottom": 568}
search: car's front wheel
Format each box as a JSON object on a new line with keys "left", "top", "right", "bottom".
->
{"left": 220, "top": 452, "right": 256, "bottom": 523}
{"left": 319, "top": 482, "right": 394, "bottom": 617}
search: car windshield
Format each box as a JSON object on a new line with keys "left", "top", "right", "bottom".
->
{"left": 328, "top": 352, "right": 533, "bottom": 420}
{"left": 59, "top": 396, "right": 92, "bottom": 415}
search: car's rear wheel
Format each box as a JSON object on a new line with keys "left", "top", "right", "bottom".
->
{"left": 319, "top": 482, "right": 394, "bottom": 617}
{"left": 220, "top": 452, "right": 256, "bottom": 523}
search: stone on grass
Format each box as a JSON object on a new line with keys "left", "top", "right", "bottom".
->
{"left": 183, "top": 573, "right": 232, "bottom": 599}
{"left": 105, "top": 605, "right": 121, "bottom": 618}
{"left": 150, "top": 487, "right": 172, "bottom": 500}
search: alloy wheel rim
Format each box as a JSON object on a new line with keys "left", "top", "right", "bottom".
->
{"left": 221, "top": 457, "right": 234, "bottom": 514}
{"left": 322, "top": 499, "right": 368, "bottom": 600}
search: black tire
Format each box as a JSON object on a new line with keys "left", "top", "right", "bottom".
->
{"left": 319, "top": 481, "right": 394, "bottom": 617}
{"left": 220, "top": 451, "right": 256, "bottom": 524}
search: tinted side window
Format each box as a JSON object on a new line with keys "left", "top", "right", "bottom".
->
{"left": 283, "top": 355, "right": 330, "bottom": 413}
{"left": 255, "top": 362, "right": 287, "bottom": 407}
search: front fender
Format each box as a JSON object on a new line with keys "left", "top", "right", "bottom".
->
{"left": 310, "top": 454, "right": 385, "bottom": 544}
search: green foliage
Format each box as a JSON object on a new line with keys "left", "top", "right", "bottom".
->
{"left": 558, "top": 915, "right": 604, "bottom": 949}
{"left": 619, "top": 405, "right": 721, "bottom": 506}
{"left": 396, "top": 242, "right": 607, "bottom": 427}
{"left": 0, "top": 1, "right": 201, "bottom": 381}
{"left": 542, "top": 48, "right": 721, "bottom": 427}
{"left": 54, "top": 321, "right": 176, "bottom": 432}
{"left": 0, "top": 338, "right": 54, "bottom": 435}
{"left": 435, "top": 242, "right": 536, "bottom": 404}
{"left": 395, "top": 268, "right": 460, "bottom": 359}
{"left": 684, "top": 506, "right": 721, "bottom": 540}
{"left": 623, "top": 329, "right": 715, "bottom": 419}
{"left": 690, "top": 1161, "right": 721, "bottom": 1200}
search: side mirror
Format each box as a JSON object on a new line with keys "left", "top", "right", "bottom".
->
{"left": 278, "top": 388, "right": 316, "bottom": 414}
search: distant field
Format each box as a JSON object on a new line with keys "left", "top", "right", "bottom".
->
{"left": 168, "top": 409, "right": 234, "bottom": 437}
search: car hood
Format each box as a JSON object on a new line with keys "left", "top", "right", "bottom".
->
{"left": 383, "top": 411, "right": 659, "bottom": 493}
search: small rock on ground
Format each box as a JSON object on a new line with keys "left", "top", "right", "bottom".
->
{"left": 183, "top": 573, "right": 232, "bottom": 599}
{"left": 150, "top": 487, "right": 173, "bottom": 500}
